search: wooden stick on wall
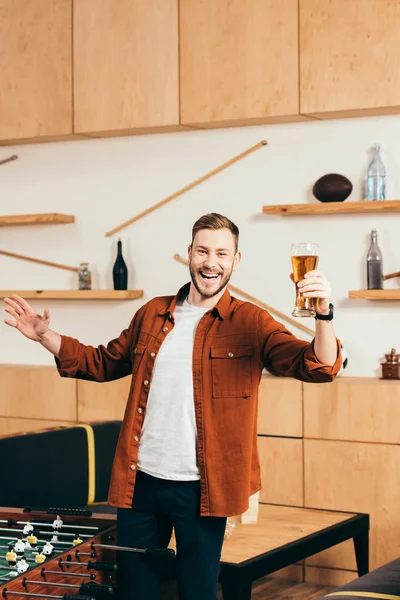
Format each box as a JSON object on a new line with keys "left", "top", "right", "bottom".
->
{"left": 105, "top": 140, "right": 267, "bottom": 238}
{"left": 173, "top": 254, "right": 315, "bottom": 337}
{"left": 0, "top": 154, "right": 18, "bottom": 167}
{"left": 0, "top": 250, "right": 79, "bottom": 272}
{"left": 383, "top": 270, "right": 400, "bottom": 280}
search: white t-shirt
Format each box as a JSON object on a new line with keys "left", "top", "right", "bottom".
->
{"left": 137, "top": 297, "right": 209, "bottom": 480}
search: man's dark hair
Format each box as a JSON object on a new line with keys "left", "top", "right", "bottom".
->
{"left": 191, "top": 213, "right": 239, "bottom": 252}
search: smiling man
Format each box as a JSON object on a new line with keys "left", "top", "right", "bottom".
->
{"left": 3, "top": 213, "right": 341, "bottom": 600}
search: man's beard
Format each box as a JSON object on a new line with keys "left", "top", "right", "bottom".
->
{"left": 189, "top": 263, "right": 234, "bottom": 298}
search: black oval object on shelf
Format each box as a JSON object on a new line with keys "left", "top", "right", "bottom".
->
{"left": 312, "top": 173, "right": 353, "bottom": 203}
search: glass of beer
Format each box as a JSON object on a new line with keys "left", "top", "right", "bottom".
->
{"left": 291, "top": 243, "right": 319, "bottom": 317}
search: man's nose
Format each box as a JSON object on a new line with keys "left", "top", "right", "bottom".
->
{"left": 203, "top": 254, "right": 217, "bottom": 269}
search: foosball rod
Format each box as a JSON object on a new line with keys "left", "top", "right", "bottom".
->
{"left": 22, "top": 579, "right": 113, "bottom": 597}
{"left": 0, "top": 535, "right": 76, "bottom": 546}
{"left": 58, "top": 560, "right": 117, "bottom": 572}
{"left": 91, "top": 543, "right": 175, "bottom": 557}
{"left": 2, "top": 591, "right": 95, "bottom": 600}
{"left": 41, "top": 569, "right": 95, "bottom": 580}
{"left": 0, "top": 527, "right": 91, "bottom": 539}
{"left": 0, "top": 521, "right": 99, "bottom": 533}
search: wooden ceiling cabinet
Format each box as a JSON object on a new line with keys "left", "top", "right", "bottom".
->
{"left": 0, "top": 0, "right": 73, "bottom": 144}
{"left": 180, "top": 0, "right": 304, "bottom": 128}
{"left": 73, "top": 0, "right": 181, "bottom": 136}
{"left": 300, "top": 0, "right": 400, "bottom": 119}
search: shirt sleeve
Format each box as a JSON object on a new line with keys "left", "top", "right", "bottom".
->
{"left": 257, "top": 308, "right": 342, "bottom": 382}
{"left": 54, "top": 320, "right": 134, "bottom": 382}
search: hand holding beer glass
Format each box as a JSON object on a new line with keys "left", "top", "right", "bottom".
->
{"left": 291, "top": 243, "right": 319, "bottom": 317}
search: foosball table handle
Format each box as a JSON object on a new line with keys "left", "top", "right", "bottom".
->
{"left": 80, "top": 584, "right": 114, "bottom": 597}
{"left": 63, "top": 595, "right": 96, "bottom": 600}
{"left": 86, "top": 562, "right": 118, "bottom": 572}
{"left": 145, "top": 548, "right": 175, "bottom": 557}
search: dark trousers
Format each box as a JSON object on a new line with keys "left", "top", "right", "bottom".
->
{"left": 116, "top": 470, "right": 227, "bottom": 600}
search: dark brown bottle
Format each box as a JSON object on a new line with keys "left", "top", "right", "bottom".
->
{"left": 113, "top": 239, "right": 128, "bottom": 290}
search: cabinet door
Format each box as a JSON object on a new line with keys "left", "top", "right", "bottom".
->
{"left": 300, "top": 0, "right": 400, "bottom": 118}
{"left": 74, "top": 0, "right": 180, "bottom": 135}
{"left": 0, "top": 0, "right": 72, "bottom": 143}
{"left": 180, "top": 0, "right": 302, "bottom": 128}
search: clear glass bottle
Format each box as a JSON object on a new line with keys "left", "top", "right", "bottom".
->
{"left": 367, "top": 230, "right": 383, "bottom": 290}
{"left": 366, "top": 144, "right": 386, "bottom": 201}
{"left": 78, "top": 262, "right": 92, "bottom": 290}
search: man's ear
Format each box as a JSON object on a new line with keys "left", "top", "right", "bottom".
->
{"left": 188, "top": 244, "right": 192, "bottom": 258}
{"left": 232, "top": 251, "right": 242, "bottom": 272}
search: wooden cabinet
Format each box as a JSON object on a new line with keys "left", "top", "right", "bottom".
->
{"left": 180, "top": 0, "right": 304, "bottom": 128}
{"left": 305, "top": 439, "right": 400, "bottom": 570}
{"left": 304, "top": 378, "right": 400, "bottom": 444}
{"left": 258, "top": 436, "right": 304, "bottom": 506}
{"left": 0, "top": 0, "right": 73, "bottom": 143}
{"left": 300, "top": 0, "right": 400, "bottom": 119}
{"left": 258, "top": 376, "right": 303, "bottom": 437}
{"left": 73, "top": 0, "right": 181, "bottom": 136}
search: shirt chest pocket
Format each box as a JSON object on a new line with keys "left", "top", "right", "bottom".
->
{"left": 210, "top": 344, "right": 252, "bottom": 398}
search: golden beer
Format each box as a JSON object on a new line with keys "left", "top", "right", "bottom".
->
{"left": 291, "top": 244, "right": 319, "bottom": 317}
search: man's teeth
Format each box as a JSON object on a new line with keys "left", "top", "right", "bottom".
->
{"left": 201, "top": 272, "right": 219, "bottom": 279}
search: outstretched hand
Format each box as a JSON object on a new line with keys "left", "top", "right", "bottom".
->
{"left": 4, "top": 294, "right": 51, "bottom": 341}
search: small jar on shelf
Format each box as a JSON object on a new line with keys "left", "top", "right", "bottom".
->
{"left": 78, "top": 262, "right": 92, "bottom": 290}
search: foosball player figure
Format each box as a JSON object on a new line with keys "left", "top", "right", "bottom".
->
{"left": 14, "top": 538, "right": 26, "bottom": 557}
{"left": 23, "top": 521, "right": 34, "bottom": 537}
{"left": 72, "top": 534, "right": 83, "bottom": 547}
{"left": 26, "top": 533, "right": 38, "bottom": 550}
{"left": 16, "top": 558, "right": 29, "bottom": 574}
{"left": 35, "top": 550, "right": 46, "bottom": 565}
{"left": 6, "top": 546, "right": 17, "bottom": 566}
{"left": 42, "top": 540, "right": 54, "bottom": 557}
{"left": 52, "top": 515, "right": 63, "bottom": 531}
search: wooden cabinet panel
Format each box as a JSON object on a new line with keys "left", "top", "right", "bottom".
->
{"left": 304, "top": 378, "right": 400, "bottom": 443}
{"left": 258, "top": 436, "right": 303, "bottom": 506}
{"left": 180, "top": 0, "right": 304, "bottom": 128}
{"left": 258, "top": 376, "right": 303, "bottom": 437}
{"left": 74, "top": 0, "right": 180, "bottom": 135}
{"left": 305, "top": 439, "right": 400, "bottom": 569}
{"left": 0, "top": 418, "right": 74, "bottom": 438}
{"left": 0, "top": 365, "right": 76, "bottom": 421}
{"left": 0, "top": 0, "right": 72, "bottom": 142}
{"left": 77, "top": 377, "right": 131, "bottom": 422}
{"left": 300, "top": 0, "right": 400, "bottom": 118}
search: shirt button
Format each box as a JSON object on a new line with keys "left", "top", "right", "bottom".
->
{"left": 144, "top": 380, "right": 149, "bottom": 386}
{"left": 162, "top": 327, "right": 168, "bottom": 332}
{"left": 150, "top": 352, "right": 156, "bottom": 358}
{"left": 134, "top": 436, "right": 139, "bottom": 442}
{"left": 130, "top": 465, "right": 136, "bottom": 471}
{"left": 137, "top": 408, "right": 143, "bottom": 414}
{"left": 228, "top": 352, "right": 234, "bottom": 358}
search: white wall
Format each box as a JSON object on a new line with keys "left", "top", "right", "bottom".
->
{"left": 1, "top": 115, "right": 399, "bottom": 376}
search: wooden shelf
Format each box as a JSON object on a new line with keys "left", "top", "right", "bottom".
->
{"left": 0, "top": 290, "right": 143, "bottom": 300}
{"left": 262, "top": 200, "right": 400, "bottom": 215}
{"left": 348, "top": 290, "right": 400, "bottom": 300}
{"left": 0, "top": 214, "right": 75, "bottom": 226}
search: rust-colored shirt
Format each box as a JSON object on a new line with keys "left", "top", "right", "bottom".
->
{"left": 55, "top": 283, "right": 341, "bottom": 516}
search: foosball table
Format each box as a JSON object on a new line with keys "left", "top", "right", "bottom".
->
{"left": 0, "top": 507, "right": 173, "bottom": 600}
{"left": 0, "top": 507, "right": 119, "bottom": 600}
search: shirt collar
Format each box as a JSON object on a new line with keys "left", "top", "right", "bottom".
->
{"left": 158, "top": 282, "right": 231, "bottom": 320}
